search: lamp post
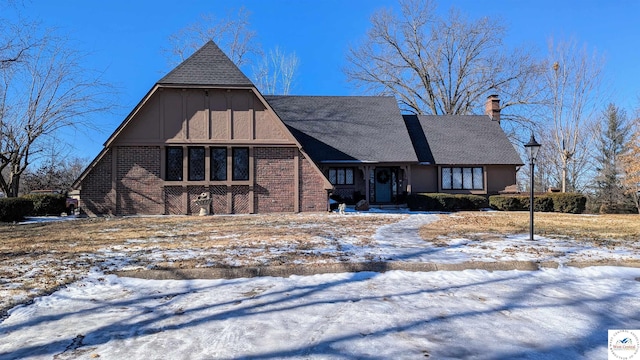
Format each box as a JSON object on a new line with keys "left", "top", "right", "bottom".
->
{"left": 524, "top": 134, "right": 541, "bottom": 241}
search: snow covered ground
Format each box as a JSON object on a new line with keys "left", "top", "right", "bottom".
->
{"left": 2, "top": 212, "right": 640, "bottom": 359}
{"left": 70, "top": 213, "right": 640, "bottom": 271}
{"left": 2, "top": 267, "right": 640, "bottom": 359}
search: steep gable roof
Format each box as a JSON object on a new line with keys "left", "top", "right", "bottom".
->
{"left": 265, "top": 96, "right": 418, "bottom": 163}
{"left": 404, "top": 115, "right": 523, "bottom": 165}
{"left": 158, "top": 41, "right": 253, "bottom": 86}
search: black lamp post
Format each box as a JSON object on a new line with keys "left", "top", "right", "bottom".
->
{"left": 524, "top": 134, "right": 541, "bottom": 241}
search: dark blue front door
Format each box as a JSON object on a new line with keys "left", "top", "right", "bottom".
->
{"left": 374, "top": 168, "right": 392, "bottom": 203}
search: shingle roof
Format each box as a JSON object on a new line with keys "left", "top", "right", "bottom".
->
{"left": 404, "top": 115, "right": 523, "bottom": 165}
{"left": 265, "top": 96, "right": 418, "bottom": 163}
{"left": 158, "top": 41, "right": 253, "bottom": 86}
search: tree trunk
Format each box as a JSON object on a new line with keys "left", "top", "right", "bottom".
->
{"left": 561, "top": 157, "right": 567, "bottom": 193}
{"left": 9, "top": 173, "right": 20, "bottom": 197}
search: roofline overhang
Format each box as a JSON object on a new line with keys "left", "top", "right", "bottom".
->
{"left": 156, "top": 84, "right": 255, "bottom": 89}
{"left": 319, "top": 160, "right": 419, "bottom": 165}
{"left": 320, "top": 160, "right": 379, "bottom": 164}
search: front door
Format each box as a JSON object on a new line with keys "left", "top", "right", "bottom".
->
{"left": 374, "top": 168, "right": 392, "bottom": 203}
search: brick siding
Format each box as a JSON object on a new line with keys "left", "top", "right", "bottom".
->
{"left": 80, "top": 146, "right": 163, "bottom": 216}
{"left": 80, "top": 146, "right": 328, "bottom": 215}
{"left": 254, "top": 147, "right": 295, "bottom": 213}
{"left": 80, "top": 149, "right": 115, "bottom": 216}
{"left": 299, "top": 152, "right": 328, "bottom": 211}
{"left": 116, "top": 146, "right": 163, "bottom": 215}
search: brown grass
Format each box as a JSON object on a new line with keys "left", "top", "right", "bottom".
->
{"left": 420, "top": 212, "right": 640, "bottom": 243}
{"left": 0, "top": 213, "right": 400, "bottom": 255}
{"left": 2, "top": 211, "right": 638, "bottom": 319}
{"left": 0, "top": 213, "right": 403, "bottom": 317}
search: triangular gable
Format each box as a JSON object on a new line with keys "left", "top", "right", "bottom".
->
{"left": 158, "top": 41, "right": 253, "bottom": 87}
{"left": 74, "top": 41, "right": 332, "bottom": 191}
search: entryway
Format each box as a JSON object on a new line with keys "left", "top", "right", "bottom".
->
{"left": 374, "top": 168, "right": 392, "bottom": 203}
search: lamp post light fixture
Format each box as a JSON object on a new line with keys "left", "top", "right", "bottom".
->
{"left": 524, "top": 134, "right": 541, "bottom": 241}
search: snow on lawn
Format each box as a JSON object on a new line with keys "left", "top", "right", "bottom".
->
{"left": 2, "top": 267, "right": 640, "bottom": 359}
{"left": 2, "top": 212, "right": 640, "bottom": 359}
{"left": 88, "top": 212, "right": 640, "bottom": 269}
{"left": 361, "top": 213, "right": 640, "bottom": 264}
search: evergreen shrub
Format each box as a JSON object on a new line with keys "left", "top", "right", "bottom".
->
{"left": 407, "top": 193, "right": 488, "bottom": 211}
{"left": 0, "top": 198, "right": 34, "bottom": 222}
{"left": 22, "top": 193, "right": 67, "bottom": 216}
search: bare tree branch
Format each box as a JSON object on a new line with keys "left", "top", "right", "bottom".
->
{"left": 0, "top": 27, "right": 113, "bottom": 197}
{"left": 165, "top": 8, "right": 299, "bottom": 95}
{"left": 542, "top": 37, "right": 606, "bottom": 192}
{"left": 164, "top": 7, "right": 261, "bottom": 68}
{"left": 253, "top": 46, "right": 299, "bottom": 95}
{"left": 345, "top": 0, "right": 543, "bottom": 128}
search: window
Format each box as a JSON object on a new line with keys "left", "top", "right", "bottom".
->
{"left": 211, "top": 147, "right": 227, "bottom": 181}
{"left": 441, "top": 167, "right": 483, "bottom": 190}
{"left": 166, "top": 147, "right": 183, "bottom": 181}
{"left": 188, "top": 147, "right": 205, "bottom": 181}
{"left": 232, "top": 148, "right": 249, "bottom": 181}
{"left": 328, "top": 168, "right": 354, "bottom": 185}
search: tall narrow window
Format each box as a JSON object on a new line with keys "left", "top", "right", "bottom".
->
{"left": 232, "top": 147, "right": 249, "bottom": 181}
{"left": 329, "top": 169, "right": 337, "bottom": 184}
{"left": 188, "top": 147, "right": 205, "bottom": 181}
{"left": 452, "top": 168, "right": 463, "bottom": 189}
{"left": 442, "top": 168, "right": 452, "bottom": 189}
{"left": 337, "top": 169, "right": 345, "bottom": 184}
{"left": 463, "top": 167, "right": 473, "bottom": 190}
{"left": 345, "top": 168, "right": 354, "bottom": 184}
{"left": 166, "top": 147, "right": 183, "bottom": 181}
{"left": 211, "top": 147, "right": 227, "bottom": 181}
{"left": 473, "top": 168, "right": 484, "bottom": 189}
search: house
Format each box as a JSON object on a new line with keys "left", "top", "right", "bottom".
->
{"left": 73, "top": 41, "right": 523, "bottom": 216}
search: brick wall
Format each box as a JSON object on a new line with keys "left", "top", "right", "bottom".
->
{"left": 81, "top": 146, "right": 328, "bottom": 215}
{"left": 254, "top": 147, "right": 295, "bottom": 213}
{"left": 80, "top": 149, "right": 115, "bottom": 216}
{"left": 80, "top": 146, "right": 163, "bottom": 216}
{"left": 116, "top": 146, "right": 163, "bottom": 215}
{"left": 299, "top": 152, "right": 328, "bottom": 212}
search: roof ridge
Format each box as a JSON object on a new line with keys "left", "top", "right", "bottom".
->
{"left": 158, "top": 40, "right": 253, "bottom": 86}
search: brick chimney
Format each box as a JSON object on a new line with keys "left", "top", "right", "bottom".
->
{"left": 485, "top": 94, "right": 500, "bottom": 123}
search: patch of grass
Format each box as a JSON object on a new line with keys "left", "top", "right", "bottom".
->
{"left": 420, "top": 212, "right": 640, "bottom": 242}
{"left": 0, "top": 213, "right": 404, "bottom": 317}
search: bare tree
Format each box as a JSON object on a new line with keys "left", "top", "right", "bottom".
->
{"left": 164, "top": 7, "right": 260, "bottom": 68}
{"left": 0, "top": 30, "right": 112, "bottom": 197}
{"left": 544, "top": 38, "right": 605, "bottom": 192}
{"left": 165, "top": 8, "right": 299, "bottom": 95}
{"left": 253, "top": 46, "right": 299, "bottom": 95}
{"left": 20, "top": 139, "right": 88, "bottom": 194}
{"left": 0, "top": 2, "right": 35, "bottom": 69}
{"left": 0, "top": 24, "right": 31, "bottom": 69}
{"left": 345, "top": 0, "right": 543, "bottom": 124}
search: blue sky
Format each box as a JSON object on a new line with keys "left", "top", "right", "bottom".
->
{"left": 5, "top": 0, "right": 640, "bottom": 161}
